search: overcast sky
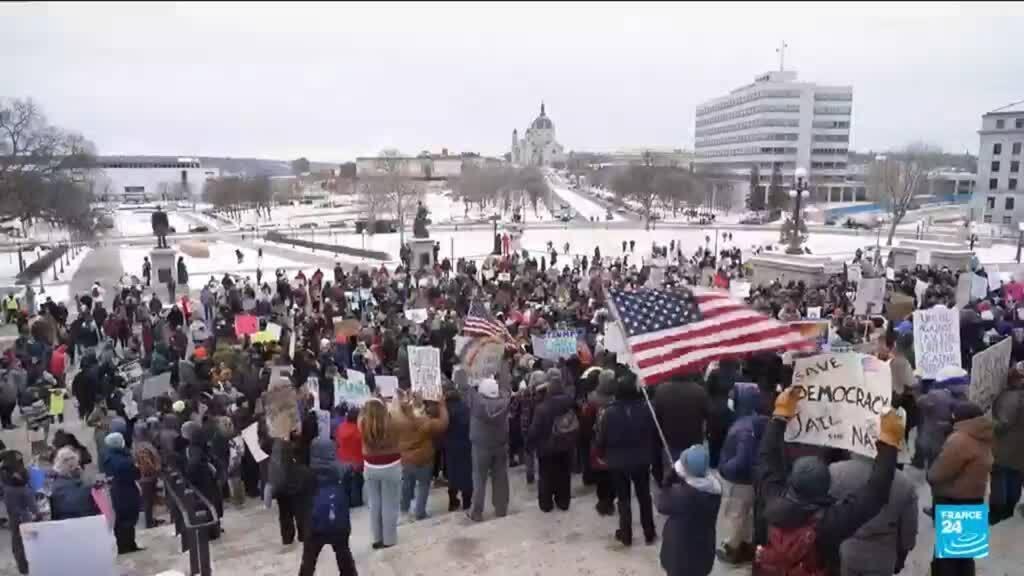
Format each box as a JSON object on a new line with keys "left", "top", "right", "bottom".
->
{"left": 2, "top": 2, "right": 1022, "bottom": 162}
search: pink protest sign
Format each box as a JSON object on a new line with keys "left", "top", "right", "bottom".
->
{"left": 235, "top": 314, "right": 258, "bottom": 336}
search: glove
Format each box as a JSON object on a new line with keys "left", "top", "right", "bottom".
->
{"left": 878, "top": 408, "right": 905, "bottom": 448}
{"left": 773, "top": 387, "right": 800, "bottom": 420}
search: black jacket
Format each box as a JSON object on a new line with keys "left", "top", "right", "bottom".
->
{"left": 596, "top": 398, "right": 655, "bottom": 470}
{"left": 653, "top": 380, "right": 709, "bottom": 456}
{"left": 526, "top": 392, "right": 575, "bottom": 455}
{"left": 756, "top": 418, "right": 897, "bottom": 576}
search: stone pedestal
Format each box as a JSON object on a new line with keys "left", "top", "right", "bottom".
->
{"left": 930, "top": 249, "right": 973, "bottom": 272}
{"left": 150, "top": 247, "right": 176, "bottom": 284}
{"left": 749, "top": 255, "right": 826, "bottom": 287}
{"left": 897, "top": 239, "right": 970, "bottom": 269}
{"left": 505, "top": 223, "right": 524, "bottom": 254}
{"left": 409, "top": 238, "right": 436, "bottom": 270}
{"left": 889, "top": 246, "right": 918, "bottom": 270}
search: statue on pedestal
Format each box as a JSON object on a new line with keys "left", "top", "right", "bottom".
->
{"left": 151, "top": 205, "right": 169, "bottom": 248}
{"left": 413, "top": 202, "right": 430, "bottom": 239}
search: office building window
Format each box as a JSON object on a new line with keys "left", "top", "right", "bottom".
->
{"left": 993, "top": 161, "right": 1001, "bottom": 172}
{"left": 987, "top": 196, "right": 996, "bottom": 209}
{"left": 994, "top": 143, "right": 1003, "bottom": 155}
{"left": 990, "top": 178, "right": 999, "bottom": 190}
{"left": 1013, "top": 161, "right": 1020, "bottom": 173}
{"left": 1018, "top": 118, "right": 1024, "bottom": 129}
{"left": 1012, "top": 179, "right": 1019, "bottom": 191}
{"left": 1007, "top": 197, "right": 1016, "bottom": 210}
{"left": 1005, "top": 216, "right": 1013, "bottom": 225}
{"left": 1014, "top": 142, "right": 1022, "bottom": 155}
{"left": 997, "top": 119, "right": 1005, "bottom": 129}
{"left": 984, "top": 214, "right": 993, "bottom": 223}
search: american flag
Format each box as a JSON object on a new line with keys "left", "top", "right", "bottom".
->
{"left": 463, "top": 300, "right": 514, "bottom": 343}
{"left": 608, "top": 287, "right": 811, "bottom": 385}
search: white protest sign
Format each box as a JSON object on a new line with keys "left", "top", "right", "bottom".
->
{"left": 915, "top": 279, "right": 929, "bottom": 307}
{"left": 913, "top": 307, "right": 962, "bottom": 379}
{"left": 854, "top": 277, "right": 886, "bottom": 316}
{"left": 498, "top": 272, "right": 511, "bottom": 282}
{"left": 117, "top": 360, "right": 144, "bottom": 388}
{"left": 955, "top": 274, "right": 971, "bottom": 308}
{"left": 142, "top": 372, "right": 172, "bottom": 400}
{"left": 988, "top": 268, "right": 1003, "bottom": 291}
{"left": 730, "top": 281, "right": 751, "bottom": 299}
{"left": 404, "top": 308, "right": 429, "bottom": 324}
{"left": 806, "top": 306, "right": 822, "bottom": 320}
{"left": 886, "top": 267, "right": 895, "bottom": 281}
{"left": 785, "top": 353, "right": 893, "bottom": 457}
{"left": 240, "top": 422, "right": 269, "bottom": 462}
{"left": 971, "top": 274, "right": 989, "bottom": 301}
{"left": 376, "top": 375, "right": 399, "bottom": 398}
{"left": 848, "top": 263, "right": 862, "bottom": 283}
{"left": 266, "top": 322, "right": 282, "bottom": 340}
{"left": 824, "top": 260, "right": 845, "bottom": 275}
{"left": 603, "top": 321, "right": 627, "bottom": 355}
{"left": 346, "top": 369, "right": 366, "bottom": 390}
{"left": 533, "top": 330, "right": 577, "bottom": 360}
{"left": 969, "top": 336, "right": 1011, "bottom": 411}
{"left": 408, "top": 346, "right": 442, "bottom": 401}
{"left": 22, "top": 515, "right": 117, "bottom": 576}
{"left": 334, "top": 373, "right": 371, "bottom": 407}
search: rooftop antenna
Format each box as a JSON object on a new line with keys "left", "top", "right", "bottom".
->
{"left": 776, "top": 41, "right": 788, "bottom": 72}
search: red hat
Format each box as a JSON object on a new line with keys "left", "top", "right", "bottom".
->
{"left": 194, "top": 347, "right": 208, "bottom": 360}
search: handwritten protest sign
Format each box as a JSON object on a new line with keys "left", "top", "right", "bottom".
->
{"left": 498, "top": 272, "right": 511, "bottom": 282}
{"left": 22, "top": 515, "right": 116, "bottom": 576}
{"left": 854, "top": 277, "right": 886, "bottom": 315}
{"left": 234, "top": 314, "right": 258, "bottom": 337}
{"left": 240, "top": 422, "right": 269, "bottom": 462}
{"left": 969, "top": 336, "right": 1011, "bottom": 411}
{"left": 913, "top": 307, "right": 961, "bottom": 379}
{"left": 785, "top": 353, "right": 893, "bottom": 457}
{"left": 455, "top": 336, "right": 504, "bottom": 379}
{"left": 334, "top": 373, "right": 371, "bottom": 407}
{"left": 405, "top": 308, "right": 429, "bottom": 324}
{"left": 117, "top": 360, "right": 144, "bottom": 388}
{"left": 534, "top": 330, "right": 578, "bottom": 360}
{"left": 376, "top": 375, "right": 399, "bottom": 398}
{"left": 408, "top": 346, "right": 442, "bottom": 401}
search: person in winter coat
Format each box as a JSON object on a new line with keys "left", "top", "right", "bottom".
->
{"left": 299, "top": 437, "right": 357, "bottom": 576}
{"left": 527, "top": 372, "right": 577, "bottom": 512}
{"left": 270, "top": 434, "right": 312, "bottom": 545}
{"left": 755, "top": 387, "right": 903, "bottom": 576}
{"left": 653, "top": 377, "right": 709, "bottom": 467}
{"left": 657, "top": 445, "right": 722, "bottom": 576}
{"left": 334, "top": 407, "right": 364, "bottom": 508}
{"left": 443, "top": 383, "right": 473, "bottom": 512}
{"left": 715, "top": 382, "right": 768, "bottom": 564}
{"left": 990, "top": 366, "right": 1024, "bottom": 524}
{"left": 133, "top": 420, "right": 165, "bottom": 528}
{"left": 50, "top": 446, "right": 101, "bottom": 521}
{"left": 102, "top": 432, "right": 144, "bottom": 554}
{"left": 1, "top": 450, "right": 39, "bottom": 574}
{"left": 916, "top": 365, "right": 968, "bottom": 470}
{"left": 359, "top": 398, "right": 401, "bottom": 548}
{"left": 0, "top": 365, "right": 18, "bottom": 429}
{"left": 455, "top": 366, "right": 512, "bottom": 521}
{"left": 518, "top": 370, "right": 546, "bottom": 484}
{"left": 927, "top": 401, "right": 993, "bottom": 576}
{"left": 596, "top": 373, "right": 658, "bottom": 546}
{"left": 829, "top": 453, "right": 918, "bottom": 576}
{"left": 583, "top": 369, "right": 617, "bottom": 516}
{"left": 392, "top": 391, "right": 448, "bottom": 520}
{"left": 177, "top": 256, "right": 189, "bottom": 286}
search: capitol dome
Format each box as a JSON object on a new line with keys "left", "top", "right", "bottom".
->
{"left": 530, "top": 102, "right": 553, "bottom": 130}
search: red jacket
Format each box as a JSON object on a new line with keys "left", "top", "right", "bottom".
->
{"left": 49, "top": 345, "right": 67, "bottom": 378}
{"left": 335, "top": 421, "right": 364, "bottom": 469}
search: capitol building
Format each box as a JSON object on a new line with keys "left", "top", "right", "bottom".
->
{"left": 510, "top": 102, "right": 566, "bottom": 167}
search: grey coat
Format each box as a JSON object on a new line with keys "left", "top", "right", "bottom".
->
{"left": 993, "top": 384, "right": 1024, "bottom": 472}
{"left": 454, "top": 365, "right": 511, "bottom": 449}
{"left": 829, "top": 456, "right": 918, "bottom": 576}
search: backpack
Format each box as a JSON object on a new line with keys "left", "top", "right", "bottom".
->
{"left": 754, "top": 516, "right": 826, "bottom": 576}
{"left": 548, "top": 408, "right": 579, "bottom": 453}
{"left": 310, "top": 479, "right": 349, "bottom": 535}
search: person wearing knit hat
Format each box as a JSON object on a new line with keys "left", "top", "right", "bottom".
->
{"left": 915, "top": 364, "right": 966, "bottom": 471}
{"left": 50, "top": 446, "right": 101, "bottom": 521}
{"left": 172, "top": 400, "right": 186, "bottom": 414}
{"left": 105, "top": 432, "right": 125, "bottom": 450}
{"left": 100, "top": 430, "right": 144, "bottom": 554}
{"left": 193, "top": 346, "right": 207, "bottom": 361}
{"left": 657, "top": 444, "right": 722, "bottom": 576}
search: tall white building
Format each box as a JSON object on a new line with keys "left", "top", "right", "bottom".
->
{"left": 511, "top": 103, "right": 566, "bottom": 167}
{"left": 90, "top": 156, "right": 215, "bottom": 202}
{"left": 694, "top": 70, "right": 856, "bottom": 206}
{"left": 971, "top": 100, "right": 1024, "bottom": 230}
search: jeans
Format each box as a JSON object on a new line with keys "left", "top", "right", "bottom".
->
{"left": 990, "top": 464, "right": 1023, "bottom": 525}
{"left": 537, "top": 450, "right": 572, "bottom": 512}
{"left": 298, "top": 530, "right": 358, "bottom": 576}
{"left": 401, "top": 463, "right": 433, "bottom": 519}
{"left": 365, "top": 461, "right": 401, "bottom": 546}
{"left": 470, "top": 444, "right": 509, "bottom": 520}
{"left": 613, "top": 466, "right": 656, "bottom": 542}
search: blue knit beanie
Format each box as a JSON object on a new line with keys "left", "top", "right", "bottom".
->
{"left": 675, "top": 444, "right": 709, "bottom": 478}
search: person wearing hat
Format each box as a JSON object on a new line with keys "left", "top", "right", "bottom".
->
{"left": 656, "top": 444, "right": 721, "bottom": 576}
{"left": 102, "top": 432, "right": 144, "bottom": 554}
{"left": 518, "top": 369, "right": 548, "bottom": 485}
{"left": 991, "top": 365, "right": 1024, "bottom": 524}
{"left": 454, "top": 366, "right": 512, "bottom": 522}
{"left": 754, "top": 387, "right": 903, "bottom": 576}
{"left": 50, "top": 446, "right": 100, "bottom": 521}
{"left": 527, "top": 366, "right": 577, "bottom": 513}
{"left": 915, "top": 365, "right": 966, "bottom": 470}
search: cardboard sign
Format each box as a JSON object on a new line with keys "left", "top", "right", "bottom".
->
{"left": 455, "top": 336, "right": 504, "bottom": 379}
{"left": 334, "top": 373, "right": 371, "bottom": 407}
{"left": 854, "top": 277, "right": 886, "bottom": 316}
{"left": 408, "top": 346, "right": 442, "bottom": 401}
{"left": 969, "top": 336, "right": 1011, "bottom": 411}
{"left": 240, "top": 422, "right": 269, "bottom": 463}
{"left": 22, "top": 515, "right": 117, "bottom": 576}
{"left": 376, "top": 375, "right": 399, "bottom": 398}
{"left": 913, "top": 307, "right": 962, "bottom": 380}
{"left": 785, "top": 353, "right": 893, "bottom": 457}
{"left": 404, "top": 308, "right": 429, "bottom": 324}
{"left": 955, "top": 274, "right": 971, "bottom": 308}
{"left": 235, "top": 314, "right": 258, "bottom": 336}
{"left": 730, "top": 281, "right": 751, "bottom": 299}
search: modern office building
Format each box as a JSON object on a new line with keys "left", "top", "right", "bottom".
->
{"left": 91, "top": 156, "right": 215, "bottom": 202}
{"left": 971, "top": 100, "right": 1024, "bottom": 230}
{"left": 694, "top": 70, "right": 856, "bottom": 207}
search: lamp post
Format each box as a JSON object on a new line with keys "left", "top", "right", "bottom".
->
{"left": 785, "top": 167, "right": 810, "bottom": 255}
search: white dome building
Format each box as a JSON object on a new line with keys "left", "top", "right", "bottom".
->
{"left": 511, "top": 102, "right": 565, "bottom": 167}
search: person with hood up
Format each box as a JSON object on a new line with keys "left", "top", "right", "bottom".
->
{"left": 583, "top": 369, "right": 617, "bottom": 516}
{"left": 518, "top": 369, "right": 547, "bottom": 484}
{"left": 715, "top": 382, "right": 769, "bottom": 565}
{"left": 927, "top": 400, "right": 993, "bottom": 576}
{"left": 50, "top": 446, "right": 101, "bottom": 521}
{"left": 102, "top": 432, "right": 144, "bottom": 554}
{"left": 990, "top": 364, "right": 1024, "bottom": 524}
{"left": 2, "top": 450, "right": 39, "bottom": 574}
{"left": 455, "top": 366, "right": 512, "bottom": 522}
{"left": 656, "top": 445, "right": 722, "bottom": 576}
{"left": 595, "top": 373, "right": 658, "bottom": 546}
{"left": 754, "top": 387, "right": 903, "bottom": 576}
{"left": 915, "top": 364, "right": 967, "bottom": 471}
{"left": 299, "top": 437, "right": 358, "bottom": 576}
{"left": 527, "top": 368, "right": 578, "bottom": 512}
{"left": 442, "top": 381, "right": 473, "bottom": 512}
{"left": 392, "top": 390, "right": 448, "bottom": 521}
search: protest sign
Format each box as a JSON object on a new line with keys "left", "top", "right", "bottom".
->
{"left": 316, "top": 409, "right": 331, "bottom": 439}
{"left": 988, "top": 268, "right": 1003, "bottom": 291}
{"left": 240, "top": 422, "right": 269, "bottom": 462}
{"left": 334, "top": 373, "right": 371, "bottom": 407}
{"left": 264, "top": 385, "right": 298, "bottom": 439}
{"left": 730, "top": 281, "right": 751, "bottom": 299}
{"left": 346, "top": 369, "right": 366, "bottom": 391}
{"left": 49, "top": 390, "right": 64, "bottom": 417}
{"left": 847, "top": 263, "right": 862, "bottom": 283}
{"left": 955, "top": 274, "right": 971, "bottom": 308}
{"left": 788, "top": 321, "right": 830, "bottom": 350}
{"left": 305, "top": 376, "right": 319, "bottom": 410}
{"left": 266, "top": 322, "right": 282, "bottom": 341}
{"left": 251, "top": 331, "right": 276, "bottom": 344}
{"left": 455, "top": 336, "right": 503, "bottom": 379}
{"left": 22, "top": 515, "right": 116, "bottom": 576}
{"left": 887, "top": 293, "right": 915, "bottom": 323}
{"left": 971, "top": 274, "right": 989, "bottom": 301}
{"left": 913, "top": 307, "right": 962, "bottom": 379}
{"left": 234, "top": 314, "right": 258, "bottom": 337}
{"left": 376, "top": 375, "right": 399, "bottom": 398}
{"left": 824, "top": 260, "right": 845, "bottom": 276}
{"left": 854, "top": 277, "right": 886, "bottom": 315}
{"left": 534, "top": 330, "right": 578, "bottom": 360}
{"left": 886, "top": 267, "right": 895, "bottom": 281}
{"left": 142, "top": 372, "right": 172, "bottom": 400}
{"left": 785, "top": 353, "right": 893, "bottom": 457}
{"left": 405, "top": 308, "right": 429, "bottom": 324}
{"left": 117, "top": 360, "right": 144, "bottom": 388}
{"left": 408, "top": 346, "right": 442, "bottom": 401}
{"left": 603, "top": 321, "right": 627, "bottom": 355}
{"left": 969, "top": 336, "right": 1011, "bottom": 411}
{"left": 498, "top": 272, "right": 511, "bottom": 282}
{"left": 806, "top": 306, "right": 821, "bottom": 320}
{"left": 915, "top": 279, "right": 929, "bottom": 307}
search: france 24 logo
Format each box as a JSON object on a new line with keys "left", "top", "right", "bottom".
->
{"left": 935, "top": 504, "right": 989, "bottom": 559}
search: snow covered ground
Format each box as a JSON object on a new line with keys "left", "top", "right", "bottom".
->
{"left": 112, "top": 208, "right": 204, "bottom": 237}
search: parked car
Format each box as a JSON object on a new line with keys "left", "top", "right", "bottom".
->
{"left": 188, "top": 225, "right": 210, "bottom": 233}
{"left": 298, "top": 222, "right": 318, "bottom": 229}
{"left": 740, "top": 213, "right": 767, "bottom": 225}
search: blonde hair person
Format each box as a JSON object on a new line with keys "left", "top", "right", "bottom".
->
{"left": 359, "top": 397, "right": 402, "bottom": 549}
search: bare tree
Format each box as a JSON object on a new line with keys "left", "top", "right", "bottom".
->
{"left": 610, "top": 152, "right": 659, "bottom": 229}
{"left": 869, "top": 142, "right": 942, "bottom": 246}
{"left": 369, "top": 149, "right": 420, "bottom": 244}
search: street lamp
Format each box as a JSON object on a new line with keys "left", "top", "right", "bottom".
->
{"left": 785, "top": 167, "right": 810, "bottom": 255}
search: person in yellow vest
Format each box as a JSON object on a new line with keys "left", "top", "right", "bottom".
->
{"left": 3, "top": 293, "right": 19, "bottom": 324}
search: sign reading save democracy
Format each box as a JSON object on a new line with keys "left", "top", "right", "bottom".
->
{"left": 784, "top": 352, "right": 893, "bottom": 457}
{"left": 913, "top": 307, "right": 962, "bottom": 380}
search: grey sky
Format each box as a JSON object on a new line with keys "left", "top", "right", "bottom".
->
{"left": 3, "top": 2, "right": 1022, "bottom": 162}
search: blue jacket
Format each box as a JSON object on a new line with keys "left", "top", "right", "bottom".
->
{"left": 304, "top": 438, "right": 351, "bottom": 537}
{"left": 718, "top": 384, "right": 768, "bottom": 485}
{"left": 596, "top": 397, "right": 655, "bottom": 470}
{"left": 102, "top": 447, "right": 141, "bottom": 519}
{"left": 657, "top": 476, "right": 723, "bottom": 576}
{"left": 50, "top": 475, "right": 100, "bottom": 520}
